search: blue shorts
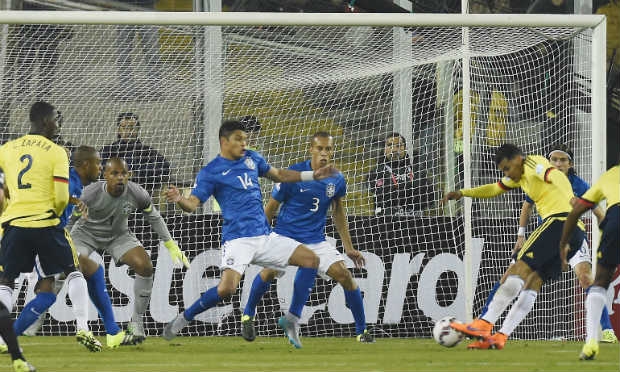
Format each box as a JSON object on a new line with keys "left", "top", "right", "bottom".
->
{"left": 517, "top": 215, "right": 584, "bottom": 282}
{"left": 597, "top": 204, "right": 619, "bottom": 267}
{"left": 0, "top": 225, "right": 78, "bottom": 281}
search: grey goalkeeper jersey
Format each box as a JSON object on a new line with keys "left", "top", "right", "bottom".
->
{"left": 71, "top": 181, "right": 172, "bottom": 242}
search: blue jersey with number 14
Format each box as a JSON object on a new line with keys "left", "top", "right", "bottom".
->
{"left": 273, "top": 160, "right": 346, "bottom": 244}
{"left": 191, "top": 150, "right": 271, "bottom": 243}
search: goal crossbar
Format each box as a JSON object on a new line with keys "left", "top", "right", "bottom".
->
{"left": 0, "top": 11, "right": 606, "bottom": 27}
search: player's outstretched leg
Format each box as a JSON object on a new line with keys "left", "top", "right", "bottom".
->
{"left": 163, "top": 313, "right": 189, "bottom": 341}
{"left": 163, "top": 285, "right": 223, "bottom": 341}
{"left": 0, "top": 288, "right": 34, "bottom": 371}
{"left": 13, "top": 293, "right": 55, "bottom": 337}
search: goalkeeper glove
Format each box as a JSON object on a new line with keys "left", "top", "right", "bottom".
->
{"left": 163, "top": 240, "right": 190, "bottom": 269}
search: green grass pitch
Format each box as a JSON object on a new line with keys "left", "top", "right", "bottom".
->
{"left": 1, "top": 336, "right": 618, "bottom": 372}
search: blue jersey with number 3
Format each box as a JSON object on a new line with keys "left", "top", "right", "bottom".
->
{"left": 272, "top": 160, "right": 346, "bottom": 244}
{"left": 191, "top": 150, "right": 271, "bottom": 243}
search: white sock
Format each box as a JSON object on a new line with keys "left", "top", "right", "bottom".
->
{"left": 481, "top": 275, "right": 524, "bottom": 325}
{"left": 0, "top": 285, "right": 13, "bottom": 311}
{"left": 586, "top": 286, "right": 606, "bottom": 343}
{"left": 66, "top": 271, "right": 89, "bottom": 332}
{"left": 499, "top": 289, "right": 537, "bottom": 336}
{"left": 133, "top": 274, "right": 153, "bottom": 322}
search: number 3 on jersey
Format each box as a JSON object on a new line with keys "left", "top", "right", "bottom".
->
{"left": 310, "top": 197, "right": 319, "bottom": 212}
{"left": 18, "top": 154, "right": 33, "bottom": 189}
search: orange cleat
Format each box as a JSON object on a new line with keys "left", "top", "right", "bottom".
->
{"left": 468, "top": 332, "right": 508, "bottom": 350}
{"left": 450, "top": 318, "right": 493, "bottom": 339}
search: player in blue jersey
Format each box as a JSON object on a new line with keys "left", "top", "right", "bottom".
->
{"left": 240, "top": 131, "right": 374, "bottom": 344}
{"left": 12, "top": 146, "right": 138, "bottom": 349}
{"left": 474, "top": 144, "right": 617, "bottom": 348}
{"left": 162, "top": 120, "right": 336, "bottom": 347}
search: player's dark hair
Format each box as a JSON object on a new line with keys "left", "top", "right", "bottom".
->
{"left": 494, "top": 143, "right": 523, "bottom": 166}
{"left": 240, "top": 115, "right": 261, "bottom": 133}
{"left": 116, "top": 112, "right": 140, "bottom": 128}
{"left": 384, "top": 132, "right": 407, "bottom": 147}
{"left": 29, "top": 101, "right": 56, "bottom": 134}
{"left": 548, "top": 143, "right": 576, "bottom": 176}
{"left": 311, "top": 131, "right": 332, "bottom": 143}
{"left": 72, "top": 145, "right": 98, "bottom": 167}
{"left": 219, "top": 120, "right": 245, "bottom": 139}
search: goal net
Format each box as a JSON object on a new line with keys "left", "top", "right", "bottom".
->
{"left": 0, "top": 12, "right": 606, "bottom": 341}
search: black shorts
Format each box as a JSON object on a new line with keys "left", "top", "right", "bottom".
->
{"left": 517, "top": 216, "right": 584, "bottom": 282}
{"left": 597, "top": 204, "right": 619, "bottom": 267}
{"left": 0, "top": 225, "right": 78, "bottom": 281}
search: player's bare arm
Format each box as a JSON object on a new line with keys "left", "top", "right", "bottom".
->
{"left": 332, "top": 198, "right": 365, "bottom": 268}
{"left": 166, "top": 185, "right": 201, "bottom": 213}
{"left": 264, "top": 197, "right": 280, "bottom": 226}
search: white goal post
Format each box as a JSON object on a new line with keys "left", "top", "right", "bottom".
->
{"left": 0, "top": 11, "right": 607, "bottom": 340}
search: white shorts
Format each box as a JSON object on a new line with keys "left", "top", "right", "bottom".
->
{"left": 568, "top": 238, "right": 591, "bottom": 269}
{"left": 306, "top": 236, "right": 344, "bottom": 280}
{"left": 221, "top": 234, "right": 295, "bottom": 275}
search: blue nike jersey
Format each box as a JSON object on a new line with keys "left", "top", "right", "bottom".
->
{"left": 192, "top": 149, "right": 271, "bottom": 243}
{"left": 60, "top": 167, "right": 83, "bottom": 228}
{"left": 272, "top": 160, "right": 346, "bottom": 244}
{"left": 524, "top": 173, "right": 590, "bottom": 224}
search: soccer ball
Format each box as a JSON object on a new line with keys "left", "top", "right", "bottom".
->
{"left": 432, "top": 316, "right": 464, "bottom": 347}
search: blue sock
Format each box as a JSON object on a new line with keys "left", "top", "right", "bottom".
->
{"left": 479, "top": 281, "right": 501, "bottom": 318}
{"left": 344, "top": 287, "right": 366, "bottom": 335}
{"left": 600, "top": 305, "right": 613, "bottom": 330}
{"left": 87, "top": 266, "right": 120, "bottom": 335}
{"left": 14, "top": 292, "right": 56, "bottom": 335}
{"left": 183, "top": 286, "right": 222, "bottom": 321}
{"left": 243, "top": 275, "right": 272, "bottom": 318}
{"left": 288, "top": 267, "right": 317, "bottom": 318}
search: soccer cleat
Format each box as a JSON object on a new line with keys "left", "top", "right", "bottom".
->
{"left": 127, "top": 321, "right": 146, "bottom": 344}
{"left": 579, "top": 339, "right": 599, "bottom": 360}
{"left": 450, "top": 318, "right": 493, "bottom": 339}
{"left": 601, "top": 329, "right": 618, "bottom": 344}
{"left": 241, "top": 315, "right": 256, "bottom": 342}
{"left": 467, "top": 332, "right": 507, "bottom": 350}
{"left": 76, "top": 330, "right": 102, "bottom": 352}
{"left": 163, "top": 313, "right": 188, "bottom": 341}
{"left": 12, "top": 359, "right": 36, "bottom": 372}
{"left": 278, "top": 316, "right": 302, "bottom": 349}
{"left": 106, "top": 330, "right": 138, "bottom": 348}
{"left": 356, "top": 329, "right": 375, "bottom": 343}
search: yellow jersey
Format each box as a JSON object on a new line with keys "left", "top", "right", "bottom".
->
{"left": 0, "top": 134, "right": 69, "bottom": 227}
{"left": 461, "top": 155, "right": 574, "bottom": 220}
{"left": 579, "top": 165, "right": 620, "bottom": 208}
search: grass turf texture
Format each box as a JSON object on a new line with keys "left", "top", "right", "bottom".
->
{"left": 1, "top": 336, "right": 618, "bottom": 371}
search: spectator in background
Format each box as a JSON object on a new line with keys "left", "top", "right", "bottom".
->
{"left": 368, "top": 132, "right": 434, "bottom": 216}
{"left": 100, "top": 112, "right": 170, "bottom": 194}
{"left": 116, "top": 0, "right": 161, "bottom": 99}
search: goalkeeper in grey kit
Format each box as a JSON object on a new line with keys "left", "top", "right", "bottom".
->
{"left": 70, "top": 158, "right": 189, "bottom": 342}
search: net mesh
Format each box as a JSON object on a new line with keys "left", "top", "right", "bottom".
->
{"left": 0, "top": 20, "right": 596, "bottom": 340}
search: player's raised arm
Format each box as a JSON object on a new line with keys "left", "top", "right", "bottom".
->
{"left": 265, "top": 164, "right": 338, "bottom": 183}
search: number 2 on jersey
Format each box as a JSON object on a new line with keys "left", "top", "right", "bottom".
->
{"left": 17, "top": 154, "right": 33, "bottom": 189}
